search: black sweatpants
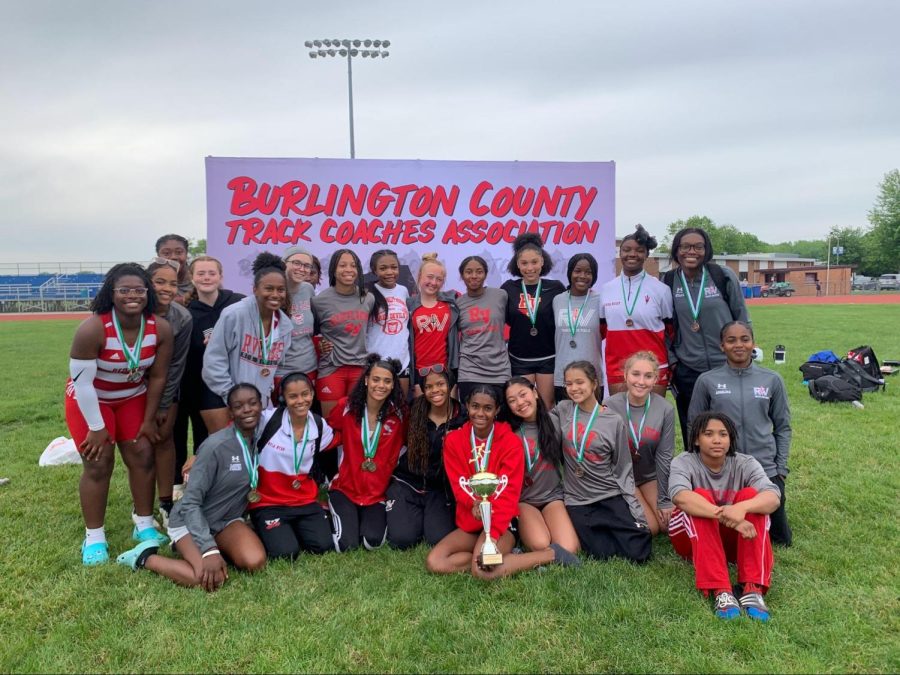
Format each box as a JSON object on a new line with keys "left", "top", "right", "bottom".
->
{"left": 249, "top": 503, "right": 334, "bottom": 559}
{"left": 567, "top": 495, "right": 652, "bottom": 563}
{"left": 769, "top": 475, "right": 793, "bottom": 546}
{"left": 173, "top": 399, "right": 209, "bottom": 483}
{"left": 328, "top": 489, "right": 387, "bottom": 552}
{"left": 672, "top": 364, "right": 703, "bottom": 450}
{"left": 385, "top": 479, "right": 456, "bottom": 550}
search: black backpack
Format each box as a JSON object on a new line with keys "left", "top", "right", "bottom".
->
{"left": 847, "top": 345, "right": 881, "bottom": 381}
{"left": 256, "top": 407, "right": 328, "bottom": 486}
{"left": 809, "top": 375, "right": 862, "bottom": 403}
{"left": 836, "top": 358, "right": 885, "bottom": 393}
{"left": 799, "top": 361, "right": 840, "bottom": 381}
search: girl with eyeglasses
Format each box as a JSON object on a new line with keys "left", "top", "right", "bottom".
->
{"left": 203, "top": 253, "right": 293, "bottom": 412}
{"left": 662, "top": 227, "right": 749, "bottom": 448}
{"left": 146, "top": 259, "right": 193, "bottom": 527}
{"left": 386, "top": 365, "right": 466, "bottom": 549}
{"left": 599, "top": 225, "right": 673, "bottom": 397}
{"left": 407, "top": 253, "right": 459, "bottom": 398}
{"left": 277, "top": 247, "right": 319, "bottom": 396}
{"left": 65, "top": 263, "right": 173, "bottom": 565}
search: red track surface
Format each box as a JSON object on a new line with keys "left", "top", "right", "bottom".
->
{"left": 1, "top": 294, "right": 898, "bottom": 322}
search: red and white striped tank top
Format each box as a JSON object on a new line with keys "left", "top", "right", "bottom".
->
{"left": 67, "top": 312, "right": 159, "bottom": 402}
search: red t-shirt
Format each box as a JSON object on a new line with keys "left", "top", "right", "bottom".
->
{"left": 411, "top": 302, "right": 450, "bottom": 371}
{"left": 327, "top": 397, "right": 408, "bottom": 506}
{"left": 443, "top": 421, "right": 524, "bottom": 540}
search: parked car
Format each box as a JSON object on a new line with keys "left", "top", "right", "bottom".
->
{"left": 760, "top": 282, "right": 794, "bottom": 298}
{"left": 877, "top": 274, "right": 900, "bottom": 291}
{"left": 852, "top": 275, "right": 877, "bottom": 291}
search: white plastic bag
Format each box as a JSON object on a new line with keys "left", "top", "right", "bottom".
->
{"left": 39, "top": 437, "right": 82, "bottom": 466}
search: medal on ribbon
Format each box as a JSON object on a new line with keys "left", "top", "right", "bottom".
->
{"left": 291, "top": 419, "right": 311, "bottom": 489}
{"left": 571, "top": 403, "right": 599, "bottom": 478}
{"left": 626, "top": 398, "right": 650, "bottom": 458}
{"left": 519, "top": 428, "right": 539, "bottom": 487}
{"left": 234, "top": 429, "right": 260, "bottom": 503}
{"left": 678, "top": 267, "right": 707, "bottom": 332}
{"left": 521, "top": 279, "right": 542, "bottom": 336}
{"left": 112, "top": 310, "right": 145, "bottom": 383}
{"left": 360, "top": 405, "right": 383, "bottom": 472}
{"left": 258, "top": 312, "right": 277, "bottom": 376}
{"left": 621, "top": 272, "right": 646, "bottom": 328}
{"left": 566, "top": 290, "right": 591, "bottom": 349}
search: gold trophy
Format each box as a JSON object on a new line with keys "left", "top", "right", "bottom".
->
{"left": 459, "top": 471, "right": 508, "bottom": 568}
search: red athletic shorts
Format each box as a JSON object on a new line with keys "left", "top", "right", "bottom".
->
{"left": 316, "top": 366, "right": 364, "bottom": 402}
{"left": 65, "top": 389, "right": 147, "bottom": 449}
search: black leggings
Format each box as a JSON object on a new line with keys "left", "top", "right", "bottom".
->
{"left": 567, "top": 495, "right": 652, "bottom": 563}
{"left": 385, "top": 479, "right": 456, "bottom": 550}
{"left": 328, "top": 489, "right": 387, "bottom": 552}
{"left": 672, "top": 364, "right": 703, "bottom": 450}
{"left": 172, "top": 398, "right": 209, "bottom": 483}
{"left": 250, "top": 503, "right": 334, "bottom": 559}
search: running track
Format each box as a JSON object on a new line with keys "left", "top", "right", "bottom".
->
{"left": 1, "top": 293, "right": 898, "bottom": 322}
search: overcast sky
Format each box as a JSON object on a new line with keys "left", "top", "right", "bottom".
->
{"left": 1, "top": 0, "right": 898, "bottom": 264}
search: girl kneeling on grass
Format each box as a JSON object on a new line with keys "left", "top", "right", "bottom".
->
{"left": 426, "top": 386, "right": 580, "bottom": 579}
{"left": 602, "top": 351, "right": 676, "bottom": 535}
{"left": 116, "top": 384, "right": 267, "bottom": 591}
{"left": 552, "top": 361, "right": 652, "bottom": 563}
{"left": 668, "top": 411, "right": 780, "bottom": 621}
{"left": 503, "top": 377, "right": 580, "bottom": 556}
{"left": 326, "top": 354, "right": 408, "bottom": 551}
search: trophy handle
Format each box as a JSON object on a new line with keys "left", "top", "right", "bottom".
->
{"left": 493, "top": 474, "right": 508, "bottom": 498}
{"left": 458, "top": 476, "right": 476, "bottom": 500}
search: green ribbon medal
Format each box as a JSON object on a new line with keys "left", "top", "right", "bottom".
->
{"left": 112, "top": 310, "right": 146, "bottom": 383}
{"left": 621, "top": 272, "right": 646, "bottom": 327}
{"left": 678, "top": 267, "right": 707, "bottom": 332}
{"left": 257, "top": 313, "right": 277, "bottom": 375}
{"left": 235, "top": 429, "right": 260, "bottom": 503}
{"left": 566, "top": 291, "right": 591, "bottom": 348}
{"left": 360, "top": 406, "right": 383, "bottom": 472}
{"left": 626, "top": 398, "right": 651, "bottom": 457}
{"left": 571, "top": 403, "right": 600, "bottom": 478}
{"left": 521, "top": 279, "right": 542, "bottom": 336}
{"left": 290, "top": 420, "right": 311, "bottom": 489}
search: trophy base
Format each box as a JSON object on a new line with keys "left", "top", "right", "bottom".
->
{"left": 478, "top": 551, "right": 503, "bottom": 568}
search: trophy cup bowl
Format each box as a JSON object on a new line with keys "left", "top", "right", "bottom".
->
{"left": 462, "top": 471, "right": 506, "bottom": 568}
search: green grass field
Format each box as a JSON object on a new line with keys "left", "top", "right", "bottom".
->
{"left": 1, "top": 305, "right": 898, "bottom": 673}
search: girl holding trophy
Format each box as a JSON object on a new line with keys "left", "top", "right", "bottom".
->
{"left": 427, "top": 386, "right": 580, "bottom": 579}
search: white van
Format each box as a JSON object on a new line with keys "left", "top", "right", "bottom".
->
{"left": 878, "top": 274, "right": 900, "bottom": 290}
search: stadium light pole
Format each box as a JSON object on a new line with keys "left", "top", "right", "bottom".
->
{"left": 305, "top": 38, "right": 391, "bottom": 159}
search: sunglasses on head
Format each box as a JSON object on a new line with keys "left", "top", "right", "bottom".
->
{"left": 150, "top": 256, "right": 181, "bottom": 272}
{"left": 417, "top": 364, "right": 446, "bottom": 377}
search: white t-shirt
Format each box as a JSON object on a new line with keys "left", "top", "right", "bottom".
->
{"left": 366, "top": 283, "right": 411, "bottom": 370}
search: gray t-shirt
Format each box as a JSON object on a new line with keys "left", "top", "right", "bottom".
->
{"left": 550, "top": 400, "right": 645, "bottom": 523}
{"left": 168, "top": 427, "right": 256, "bottom": 554}
{"left": 277, "top": 282, "right": 317, "bottom": 377}
{"left": 456, "top": 288, "right": 511, "bottom": 384}
{"left": 668, "top": 452, "right": 780, "bottom": 506}
{"left": 311, "top": 288, "right": 376, "bottom": 377}
{"left": 602, "top": 392, "right": 675, "bottom": 509}
{"left": 552, "top": 289, "right": 603, "bottom": 386}
{"left": 516, "top": 421, "right": 564, "bottom": 507}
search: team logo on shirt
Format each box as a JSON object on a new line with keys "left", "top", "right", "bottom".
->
{"left": 753, "top": 386, "right": 770, "bottom": 399}
{"left": 229, "top": 462, "right": 242, "bottom": 471}
{"left": 644, "top": 294, "right": 650, "bottom": 304}
{"left": 415, "top": 313, "right": 449, "bottom": 332}
{"left": 715, "top": 383, "right": 731, "bottom": 395}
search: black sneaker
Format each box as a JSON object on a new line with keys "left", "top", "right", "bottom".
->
{"left": 550, "top": 543, "right": 582, "bottom": 567}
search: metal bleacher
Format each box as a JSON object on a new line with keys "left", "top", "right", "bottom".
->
{"left": 0, "top": 263, "right": 116, "bottom": 313}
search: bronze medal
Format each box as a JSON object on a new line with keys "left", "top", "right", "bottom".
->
{"left": 530, "top": 327, "right": 538, "bottom": 336}
{"left": 126, "top": 368, "right": 142, "bottom": 383}
{"left": 291, "top": 479, "right": 302, "bottom": 490}
{"left": 625, "top": 318, "right": 634, "bottom": 327}
{"left": 261, "top": 367, "right": 271, "bottom": 377}
{"left": 574, "top": 465, "right": 585, "bottom": 478}
{"left": 690, "top": 321, "right": 701, "bottom": 332}
{"left": 569, "top": 339, "right": 577, "bottom": 349}
{"left": 362, "top": 459, "right": 377, "bottom": 472}
{"left": 247, "top": 489, "right": 261, "bottom": 503}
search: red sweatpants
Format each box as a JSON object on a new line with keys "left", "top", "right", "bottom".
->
{"left": 669, "top": 487, "right": 773, "bottom": 592}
